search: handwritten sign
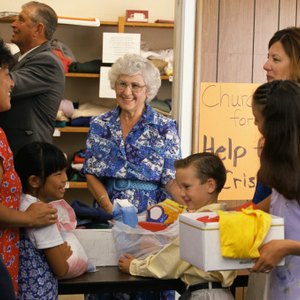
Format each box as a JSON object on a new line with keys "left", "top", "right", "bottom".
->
{"left": 199, "top": 82, "right": 261, "bottom": 200}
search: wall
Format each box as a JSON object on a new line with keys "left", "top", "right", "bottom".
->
{"left": 0, "top": 0, "right": 174, "bottom": 22}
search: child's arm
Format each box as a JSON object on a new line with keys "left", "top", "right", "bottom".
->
{"left": 118, "top": 237, "right": 184, "bottom": 279}
{"left": 44, "top": 241, "right": 72, "bottom": 278}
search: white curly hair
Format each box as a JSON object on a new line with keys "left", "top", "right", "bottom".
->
{"left": 108, "top": 53, "right": 161, "bottom": 103}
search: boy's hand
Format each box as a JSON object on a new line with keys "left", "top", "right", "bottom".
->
{"left": 118, "top": 253, "right": 135, "bottom": 274}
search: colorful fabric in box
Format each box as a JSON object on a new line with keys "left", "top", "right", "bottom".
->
{"left": 218, "top": 206, "right": 272, "bottom": 258}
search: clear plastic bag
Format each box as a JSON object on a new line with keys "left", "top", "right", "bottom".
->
{"left": 112, "top": 220, "right": 179, "bottom": 259}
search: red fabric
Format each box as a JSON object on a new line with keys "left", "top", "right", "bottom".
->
{"left": 73, "top": 154, "right": 84, "bottom": 164}
{"left": 52, "top": 49, "right": 72, "bottom": 73}
{"left": 0, "top": 129, "right": 22, "bottom": 296}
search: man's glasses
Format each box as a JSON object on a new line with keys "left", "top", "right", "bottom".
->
{"left": 115, "top": 80, "right": 146, "bottom": 93}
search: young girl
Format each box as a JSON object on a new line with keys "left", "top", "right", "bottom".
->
{"left": 118, "top": 152, "right": 236, "bottom": 300}
{"left": 251, "top": 80, "right": 300, "bottom": 300}
{"left": 14, "top": 141, "right": 73, "bottom": 299}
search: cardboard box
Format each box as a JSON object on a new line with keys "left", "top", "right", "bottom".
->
{"left": 126, "top": 10, "right": 148, "bottom": 22}
{"left": 73, "top": 229, "right": 118, "bottom": 266}
{"left": 179, "top": 212, "right": 284, "bottom": 271}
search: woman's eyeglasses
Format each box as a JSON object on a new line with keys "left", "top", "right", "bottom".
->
{"left": 115, "top": 80, "right": 146, "bottom": 93}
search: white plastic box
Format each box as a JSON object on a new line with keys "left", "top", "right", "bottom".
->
{"left": 73, "top": 229, "right": 118, "bottom": 266}
{"left": 179, "top": 212, "right": 284, "bottom": 271}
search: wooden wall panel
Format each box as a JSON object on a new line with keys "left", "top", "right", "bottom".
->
{"left": 200, "top": 0, "right": 219, "bottom": 82}
{"left": 297, "top": 0, "right": 300, "bottom": 25}
{"left": 279, "top": 0, "right": 297, "bottom": 28}
{"left": 252, "top": 0, "right": 279, "bottom": 83}
{"left": 218, "top": 0, "right": 254, "bottom": 82}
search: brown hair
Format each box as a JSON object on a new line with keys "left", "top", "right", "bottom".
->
{"left": 269, "top": 27, "right": 300, "bottom": 82}
{"left": 174, "top": 152, "right": 226, "bottom": 193}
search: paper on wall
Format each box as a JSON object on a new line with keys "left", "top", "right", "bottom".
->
{"left": 102, "top": 32, "right": 141, "bottom": 63}
{"left": 99, "top": 66, "right": 115, "bottom": 98}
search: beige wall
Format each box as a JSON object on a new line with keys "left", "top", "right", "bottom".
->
{"left": 0, "top": 0, "right": 174, "bottom": 22}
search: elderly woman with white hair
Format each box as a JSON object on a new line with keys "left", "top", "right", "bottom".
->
{"left": 83, "top": 53, "right": 182, "bottom": 216}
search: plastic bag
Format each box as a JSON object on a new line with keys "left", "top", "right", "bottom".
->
{"left": 51, "top": 199, "right": 95, "bottom": 277}
{"left": 112, "top": 220, "right": 179, "bottom": 259}
{"left": 59, "top": 231, "right": 89, "bottom": 279}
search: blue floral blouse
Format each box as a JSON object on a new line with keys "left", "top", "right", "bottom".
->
{"left": 84, "top": 104, "right": 181, "bottom": 213}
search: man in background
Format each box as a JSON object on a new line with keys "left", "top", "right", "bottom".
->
{"left": 0, "top": 1, "right": 65, "bottom": 155}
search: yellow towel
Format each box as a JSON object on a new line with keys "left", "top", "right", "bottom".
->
{"left": 218, "top": 206, "right": 272, "bottom": 258}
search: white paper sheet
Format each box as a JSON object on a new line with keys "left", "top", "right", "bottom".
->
{"left": 99, "top": 66, "right": 115, "bottom": 98}
{"left": 102, "top": 32, "right": 141, "bottom": 63}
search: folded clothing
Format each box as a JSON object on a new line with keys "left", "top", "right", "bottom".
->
{"left": 71, "top": 200, "right": 113, "bottom": 223}
{"left": 69, "top": 59, "right": 112, "bottom": 73}
{"left": 70, "top": 117, "right": 91, "bottom": 127}
{"left": 218, "top": 206, "right": 272, "bottom": 259}
{"left": 72, "top": 102, "right": 111, "bottom": 119}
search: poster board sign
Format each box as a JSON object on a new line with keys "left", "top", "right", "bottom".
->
{"left": 198, "top": 82, "right": 261, "bottom": 200}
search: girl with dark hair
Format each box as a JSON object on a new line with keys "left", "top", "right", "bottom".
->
{"left": 253, "top": 27, "right": 300, "bottom": 204}
{"left": 251, "top": 80, "right": 300, "bottom": 299}
{"left": 14, "top": 141, "right": 73, "bottom": 299}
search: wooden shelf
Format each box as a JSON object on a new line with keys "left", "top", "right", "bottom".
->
{"left": 57, "top": 127, "right": 89, "bottom": 133}
{"left": 65, "top": 73, "right": 100, "bottom": 78}
{"left": 67, "top": 181, "right": 87, "bottom": 189}
{"left": 0, "top": 16, "right": 173, "bottom": 28}
{"left": 124, "top": 21, "right": 174, "bottom": 28}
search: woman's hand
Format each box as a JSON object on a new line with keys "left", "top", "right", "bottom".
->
{"left": 165, "top": 179, "right": 185, "bottom": 205}
{"left": 250, "top": 240, "right": 287, "bottom": 273}
{"left": 118, "top": 253, "right": 135, "bottom": 274}
{"left": 25, "top": 202, "right": 58, "bottom": 227}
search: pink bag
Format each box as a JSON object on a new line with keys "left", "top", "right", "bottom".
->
{"left": 51, "top": 199, "right": 89, "bottom": 279}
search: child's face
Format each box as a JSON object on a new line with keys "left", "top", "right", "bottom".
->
{"left": 175, "top": 165, "right": 215, "bottom": 211}
{"left": 252, "top": 102, "right": 264, "bottom": 135}
{"left": 38, "top": 169, "right": 67, "bottom": 202}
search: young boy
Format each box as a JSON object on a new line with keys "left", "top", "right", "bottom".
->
{"left": 118, "top": 152, "right": 236, "bottom": 300}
